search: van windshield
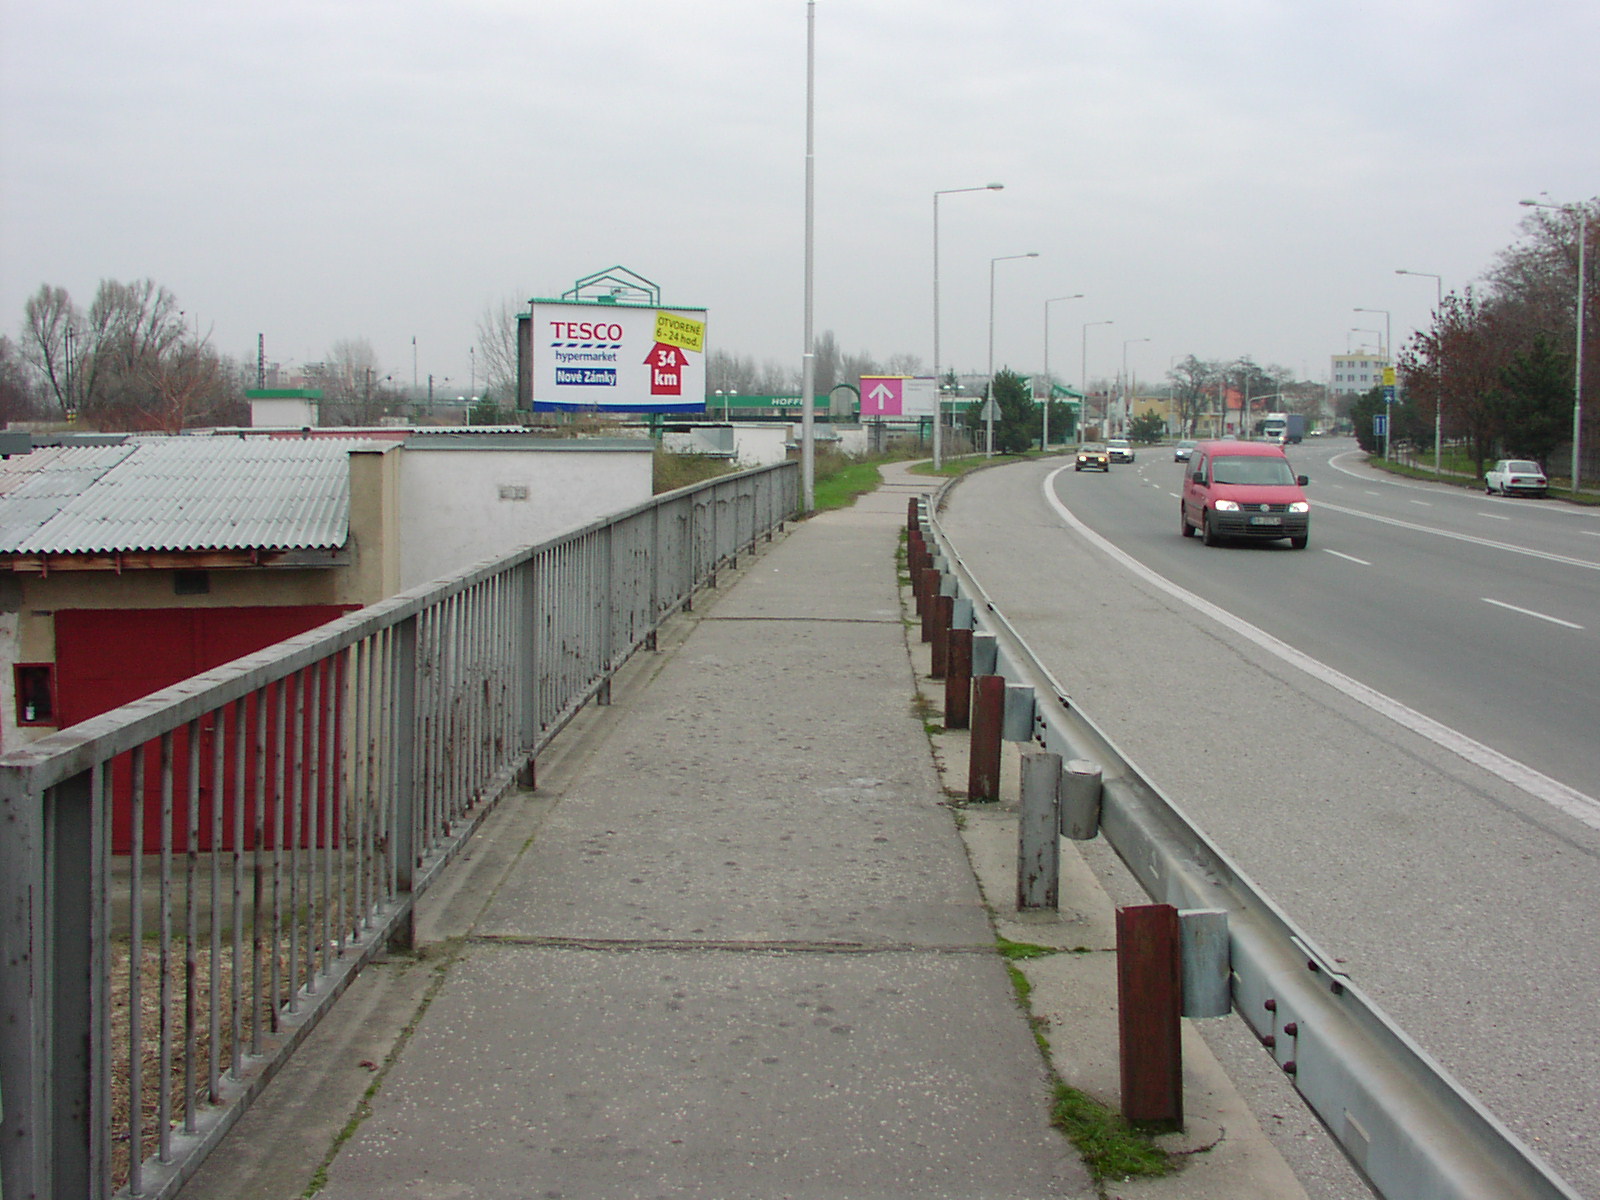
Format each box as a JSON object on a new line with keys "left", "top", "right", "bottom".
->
{"left": 1211, "top": 456, "right": 1296, "bottom": 486}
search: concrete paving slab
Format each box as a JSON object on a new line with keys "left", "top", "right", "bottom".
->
{"left": 316, "top": 945, "right": 1083, "bottom": 1200}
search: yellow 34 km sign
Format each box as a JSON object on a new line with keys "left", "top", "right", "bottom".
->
{"left": 654, "top": 311, "right": 705, "bottom": 353}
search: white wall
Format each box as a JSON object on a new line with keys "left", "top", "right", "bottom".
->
{"left": 251, "top": 398, "right": 320, "bottom": 427}
{"left": 397, "top": 438, "right": 654, "bottom": 589}
{"left": 731, "top": 425, "right": 789, "bottom": 467}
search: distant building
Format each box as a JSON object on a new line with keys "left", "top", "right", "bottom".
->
{"left": 1330, "top": 353, "right": 1390, "bottom": 397}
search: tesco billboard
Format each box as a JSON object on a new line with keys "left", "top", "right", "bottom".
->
{"left": 528, "top": 299, "right": 707, "bottom": 414}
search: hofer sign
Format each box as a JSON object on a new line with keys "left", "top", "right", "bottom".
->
{"left": 530, "top": 299, "right": 707, "bottom": 413}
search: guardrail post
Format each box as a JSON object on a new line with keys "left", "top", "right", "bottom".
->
{"left": 968, "top": 675, "right": 1006, "bottom": 801}
{"left": 1117, "top": 903, "right": 1183, "bottom": 1127}
{"left": 1018, "top": 751, "right": 1061, "bottom": 909}
{"left": 945, "top": 628, "right": 972, "bottom": 730}
{"left": 908, "top": 535, "right": 927, "bottom": 613}
{"left": 1002, "top": 683, "right": 1036, "bottom": 741}
{"left": 1180, "top": 909, "right": 1231, "bottom": 1018}
{"left": 1060, "top": 759, "right": 1103, "bottom": 839}
{"left": 907, "top": 497, "right": 920, "bottom": 532}
{"left": 919, "top": 568, "right": 941, "bottom": 641}
{"left": 930, "top": 593, "right": 953, "bottom": 678}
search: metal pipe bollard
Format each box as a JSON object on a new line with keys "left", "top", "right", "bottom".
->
{"left": 1017, "top": 751, "right": 1061, "bottom": 909}
{"left": 1059, "top": 759, "right": 1103, "bottom": 840}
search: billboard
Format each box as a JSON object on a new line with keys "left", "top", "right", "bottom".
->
{"left": 859, "top": 375, "right": 936, "bottom": 418}
{"left": 528, "top": 299, "right": 707, "bottom": 413}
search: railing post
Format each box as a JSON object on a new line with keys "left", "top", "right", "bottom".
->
{"left": 0, "top": 764, "right": 102, "bottom": 1200}
{"left": 598, "top": 525, "right": 614, "bottom": 706}
{"left": 391, "top": 615, "right": 419, "bottom": 951}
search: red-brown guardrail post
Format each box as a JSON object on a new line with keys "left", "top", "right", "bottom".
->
{"left": 1117, "top": 903, "right": 1183, "bottom": 1127}
{"left": 907, "top": 497, "right": 919, "bottom": 533}
{"left": 930, "top": 593, "right": 953, "bottom": 679}
{"left": 908, "top": 536, "right": 927, "bottom": 614}
{"left": 945, "top": 628, "right": 972, "bottom": 730}
{"left": 919, "top": 568, "right": 940, "bottom": 641}
{"left": 968, "top": 674, "right": 1005, "bottom": 801}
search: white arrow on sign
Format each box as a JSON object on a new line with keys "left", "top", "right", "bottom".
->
{"left": 868, "top": 383, "right": 895, "bottom": 403}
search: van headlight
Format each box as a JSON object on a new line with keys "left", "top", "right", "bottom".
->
{"left": 1214, "top": 500, "right": 1240, "bottom": 511}
{"left": 1289, "top": 501, "right": 1310, "bottom": 513}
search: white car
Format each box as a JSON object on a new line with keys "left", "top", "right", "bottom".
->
{"left": 1485, "top": 459, "right": 1547, "bottom": 497}
{"left": 1106, "top": 438, "right": 1135, "bottom": 463}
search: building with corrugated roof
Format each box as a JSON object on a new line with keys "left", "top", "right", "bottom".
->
{"left": 0, "top": 431, "right": 652, "bottom": 751}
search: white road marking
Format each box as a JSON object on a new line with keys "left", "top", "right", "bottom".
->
{"left": 1043, "top": 467, "right": 1600, "bottom": 832}
{"left": 1482, "top": 598, "right": 1583, "bottom": 630}
{"left": 1324, "top": 550, "right": 1371, "bottom": 565}
{"left": 1316, "top": 500, "right": 1600, "bottom": 572}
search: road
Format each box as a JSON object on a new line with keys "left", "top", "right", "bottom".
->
{"left": 938, "top": 441, "right": 1600, "bottom": 1199}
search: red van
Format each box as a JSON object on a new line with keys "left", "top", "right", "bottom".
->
{"left": 1180, "top": 440, "right": 1310, "bottom": 549}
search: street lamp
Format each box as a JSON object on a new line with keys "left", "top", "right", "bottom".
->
{"left": 933, "top": 182, "right": 1004, "bottom": 468}
{"left": 1396, "top": 268, "right": 1445, "bottom": 475}
{"left": 986, "top": 251, "right": 1040, "bottom": 455}
{"left": 1521, "top": 197, "right": 1589, "bottom": 492}
{"left": 1120, "top": 338, "right": 1150, "bottom": 435}
{"left": 1081, "top": 320, "right": 1113, "bottom": 444}
{"left": 1042, "top": 294, "right": 1083, "bottom": 450}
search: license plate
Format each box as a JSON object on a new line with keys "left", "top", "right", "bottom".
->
{"left": 1249, "top": 515, "right": 1282, "bottom": 526}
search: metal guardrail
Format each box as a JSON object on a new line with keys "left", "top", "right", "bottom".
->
{"left": 919, "top": 488, "right": 1583, "bottom": 1200}
{"left": 0, "top": 461, "right": 799, "bottom": 1200}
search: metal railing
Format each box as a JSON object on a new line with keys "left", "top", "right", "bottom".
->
{"left": 0, "top": 461, "right": 799, "bottom": 1200}
{"left": 918, "top": 486, "right": 1583, "bottom": 1200}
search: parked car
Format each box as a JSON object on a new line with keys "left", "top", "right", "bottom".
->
{"left": 1180, "top": 440, "right": 1310, "bottom": 549}
{"left": 1107, "top": 438, "right": 1135, "bottom": 463}
{"left": 1485, "top": 459, "right": 1548, "bottom": 497}
{"left": 1173, "top": 439, "right": 1197, "bottom": 462}
{"left": 1076, "top": 443, "right": 1110, "bottom": 471}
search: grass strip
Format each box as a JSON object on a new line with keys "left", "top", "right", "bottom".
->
{"left": 1051, "top": 1084, "right": 1176, "bottom": 1183}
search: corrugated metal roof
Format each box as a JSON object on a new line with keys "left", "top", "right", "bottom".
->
{"left": 0, "top": 438, "right": 362, "bottom": 555}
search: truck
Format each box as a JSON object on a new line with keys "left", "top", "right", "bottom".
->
{"left": 1260, "top": 412, "right": 1304, "bottom": 444}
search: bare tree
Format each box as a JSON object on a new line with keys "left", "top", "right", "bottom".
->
{"left": 475, "top": 296, "right": 522, "bottom": 403}
{"left": 0, "top": 336, "right": 46, "bottom": 423}
{"left": 21, "top": 285, "right": 80, "bottom": 415}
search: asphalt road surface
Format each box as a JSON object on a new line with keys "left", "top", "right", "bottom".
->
{"left": 939, "top": 440, "right": 1600, "bottom": 1199}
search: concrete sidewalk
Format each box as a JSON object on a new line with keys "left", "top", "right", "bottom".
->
{"left": 180, "top": 461, "right": 1307, "bottom": 1200}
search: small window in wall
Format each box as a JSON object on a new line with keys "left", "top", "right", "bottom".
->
{"left": 174, "top": 570, "right": 211, "bottom": 595}
{"left": 15, "top": 663, "right": 56, "bottom": 726}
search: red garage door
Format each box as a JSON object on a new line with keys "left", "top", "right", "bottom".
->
{"left": 54, "top": 605, "right": 354, "bottom": 854}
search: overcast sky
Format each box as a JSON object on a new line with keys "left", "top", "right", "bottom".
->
{"left": 2, "top": 1, "right": 1595, "bottom": 397}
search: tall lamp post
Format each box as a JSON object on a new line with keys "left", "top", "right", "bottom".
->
{"left": 1396, "top": 268, "right": 1444, "bottom": 475}
{"left": 1120, "top": 337, "right": 1150, "bottom": 435}
{"left": 1355, "top": 307, "right": 1392, "bottom": 458}
{"left": 1521, "top": 197, "right": 1589, "bottom": 492}
{"left": 1081, "top": 320, "right": 1113, "bottom": 443}
{"left": 1042, "top": 294, "right": 1083, "bottom": 450}
{"left": 932, "top": 182, "right": 1004, "bottom": 468}
{"left": 986, "top": 251, "right": 1040, "bottom": 455}
{"left": 800, "top": 0, "right": 817, "bottom": 510}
